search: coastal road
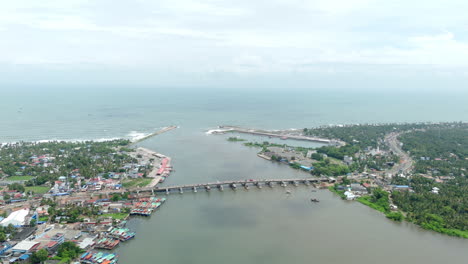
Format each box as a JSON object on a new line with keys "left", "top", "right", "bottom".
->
{"left": 384, "top": 132, "right": 413, "bottom": 176}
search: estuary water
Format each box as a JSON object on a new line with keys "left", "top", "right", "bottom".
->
{"left": 1, "top": 87, "right": 467, "bottom": 263}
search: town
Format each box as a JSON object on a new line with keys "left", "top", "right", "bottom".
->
{"left": 0, "top": 139, "right": 173, "bottom": 263}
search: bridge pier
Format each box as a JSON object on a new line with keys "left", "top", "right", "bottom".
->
{"left": 151, "top": 189, "right": 154, "bottom": 195}
{"left": 267, "top": 181, "right": 273, "bottom": 187}
{"left": 193, "top": 186, "right": 197, "bottom": 193}
{"left": 166, "top": 188, "right": 169, "bottom": 195}
{"left": 218, "top": 185, "right": 224, "bottom": 191}
{"left": 179, "top": 187, "right": 183, "bottom": 194}
{"left": 205, "top": 185, "right": 211, "bottom": 191}
{"left": 280, "top": 181, "right": 287, "bottom": 187}
{"left": 230, "top": 183, "right": 237, "bottom": 189}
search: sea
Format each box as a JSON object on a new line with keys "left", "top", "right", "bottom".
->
{"left": 1, "top": 87, "right": 467, "bottom": 263}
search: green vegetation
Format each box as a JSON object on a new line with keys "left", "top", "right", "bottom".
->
{"left": 100, "top": 213, "right": 129, "bottom": 220}
{"left": 227, "top": 137, "right": 246, "bottom": 142}
{"left": 303, "top": 123, "right": 461, "bottom": 148}
{"left": 399, "top": 126, "right": 467, "bottom": 177}
{"left": 357, "top": 188, "right": 405, "bottom": 222}
{"left": 357, "top": 189, "right": 390, "bottom": 214}
{"left": 25, "top": 186, "right": 50, "bottom": 194}
{"left": 31, "top": 249, "right": 49, "bottom": 263}
{"left": 7, "top": 182, "right": 25, "bottom": 192}
{"left": 0, "top": 140, "right": 140, "bottom": 200}
{"left": 393, "top": 125, "right": 467, "bottom": 238}
{"left": 385, "top": 211, "right": 404, "bottom": 222}
{"left": 311, "top": 159, "right": 350, "bottom": 176}
{"left": 122, "top": 178, "right": 151, "bottom": 188}
{"left": 5, "top": 176, "right": 34, "bottom": 181}
{"left": 54, "top": 241, "right": 84, "bottom": 262}
{"left": 0, "top": 224, "right": 17, "bottom": 243}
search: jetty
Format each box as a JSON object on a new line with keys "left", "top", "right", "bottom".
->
{"left": 129, "top": 177, "right": 334, "bottom": 195}
{"left": 216, "top": 125, "right": 344, "bottom": 145}
{"left": 131, "top": 126, "right": 177, "bottom": 145}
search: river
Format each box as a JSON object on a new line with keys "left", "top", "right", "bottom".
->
{"left": 1, "top": 87, "right": 467, "bottom": 263}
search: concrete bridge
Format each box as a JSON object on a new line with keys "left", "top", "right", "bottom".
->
{"left": 130, "top": 177, "right": 334, "bottom": 195}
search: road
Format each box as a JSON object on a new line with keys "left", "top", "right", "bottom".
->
{"left": 384, "top": 132, "right": 413, "bottom": 176}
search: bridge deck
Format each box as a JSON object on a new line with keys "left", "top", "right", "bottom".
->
{"left": 131, "top": 178, "right": 333, "bottom": 193}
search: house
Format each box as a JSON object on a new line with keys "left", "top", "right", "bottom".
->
{"left": 350, "top": 183, "right": 367, "bottom": 194}
{"left": 362, "top": 183, "right": 371, "bottom": 188}
{"left": 343, "top": 156, "right": 353, "bottom": 165}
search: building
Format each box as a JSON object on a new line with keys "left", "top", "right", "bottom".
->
{"left": 11, "top": 241, "right": 39, "bottom": 255}
{"left": 343, "top": 156, "right": 353, "bottom": 165}
{"left": 1, "top": 209, "right": 29, "bottom": 227}
{"left": 344, "top": 189, "right": 357, "bottom": 200}
{"left": 51, "top": 233, "right": 65, "bottom": 244}
{"left": 350, "top": 183, "right": 368, "bottom": 194}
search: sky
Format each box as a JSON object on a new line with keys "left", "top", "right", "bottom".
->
{"left": 1, "top": 0, "right": 468, "bottom": 90}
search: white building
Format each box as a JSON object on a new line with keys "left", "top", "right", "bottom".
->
{"left": 344, "top": 189, "right": 357, "bottom": 200}
{"left": 1, "top": 209, "right": 29, "bottom": 227}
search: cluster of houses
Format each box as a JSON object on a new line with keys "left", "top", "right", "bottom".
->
{"left": 0, "top": 195, "right": 146, "bottom": 263}
{"left": 336, "top": 183, "right": 369, "bottom": 200}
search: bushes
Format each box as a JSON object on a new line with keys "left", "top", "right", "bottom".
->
{"left": 386, "top": 212, "right": 404, "bottom": 222}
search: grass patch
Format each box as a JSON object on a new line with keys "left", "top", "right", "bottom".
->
{"left": 39, "top": 216, "right": 49, "bottom": 222}
{"left": 122, "top": 178, "right": 152, "bottom": 188}
{"left": 100, "top": 213, "right": 129, "bottom": 220}
{"left": 5, "top": 176, "right": 34, "bottom": 181}
{"left": 25, "top": 186, "right": 50, "bottom": 194}
{"left": 357, "top": 196, "right": 388, "bottom": 213}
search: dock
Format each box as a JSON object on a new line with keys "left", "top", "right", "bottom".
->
{"left": 130, "top": 126, "right": 177, "bottom": 145}
{"left": 129, "top": 177, "right": 334, "bottom": 195}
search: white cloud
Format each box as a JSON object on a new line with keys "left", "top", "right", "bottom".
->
{"left": 0, "top": 0, "right": 468, "bottom": 78}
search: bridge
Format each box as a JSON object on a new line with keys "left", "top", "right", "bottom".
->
{"left": 129, "top": 178, "right": 335, "bottom": 195}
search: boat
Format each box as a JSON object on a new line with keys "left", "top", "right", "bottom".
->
{"left": 310, "top": 198, "right": 319, "bottom": 202}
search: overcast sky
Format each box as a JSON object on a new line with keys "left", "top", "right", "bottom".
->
{"left": 1, "top": 0, "right": 468, "bottom": 90}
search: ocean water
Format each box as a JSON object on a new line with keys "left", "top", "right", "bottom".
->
{"left": 1, "top": 87, "right": 467, "bottom": 143}
{"left": 1, "top": 87, "right": 467, "bottom": 263}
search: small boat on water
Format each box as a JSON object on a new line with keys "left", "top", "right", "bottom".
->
{"left": 310, "top": 198, "right": 319, "bottom": 203}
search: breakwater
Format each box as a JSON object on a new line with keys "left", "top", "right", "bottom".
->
{"left": 131, "top": 126, "right": 177, "bottom": 145}
{"left": 216, "top": 125, "right": 344, "bottom": 146}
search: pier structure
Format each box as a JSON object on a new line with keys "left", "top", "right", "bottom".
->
{"left": 131, "top": 126, "right": 177, "bottom": 145}
{"left": 217, "top": 125, "right": 345, "bottom": 146}
{"left": 129, "top": 177, "right": 333, "bottom": 194}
